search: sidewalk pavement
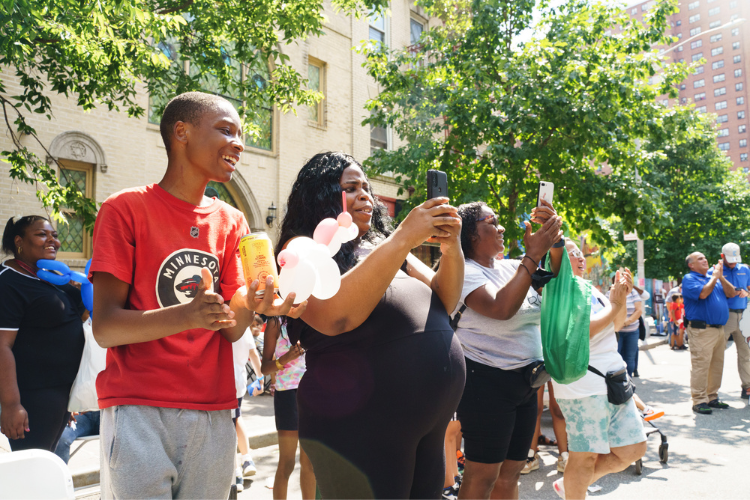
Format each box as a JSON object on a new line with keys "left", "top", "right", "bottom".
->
{"left": 520, "top": 339, "right": 750, "bottom": 499}
{"left": 0, "top": 393, "right": 278, "bottom": 489}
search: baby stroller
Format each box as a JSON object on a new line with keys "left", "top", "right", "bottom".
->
{"left": 634, "top": 418, "right": 668, "bottom": 475}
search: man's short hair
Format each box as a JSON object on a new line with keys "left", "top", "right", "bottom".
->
{"left": 159, "top": 92, "right": 228, "bottom": 154}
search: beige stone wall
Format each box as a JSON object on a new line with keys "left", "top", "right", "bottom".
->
{"left": 0, "top": 1, "right": 429, "bottom": 269}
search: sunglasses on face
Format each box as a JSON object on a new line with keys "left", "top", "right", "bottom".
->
{"left": 476, "top": 214, "right": 498, "bottom": 226}
{"left": 568, "top": 249, "right": 584, "bottom": 259}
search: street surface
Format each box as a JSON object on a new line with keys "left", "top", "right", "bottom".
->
{"left": 3, "top": 338, "right": 749, "bottom": 499}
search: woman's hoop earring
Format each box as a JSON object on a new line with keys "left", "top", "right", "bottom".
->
{"left": 17, "top": 247, "right": 22, "bottom": 254}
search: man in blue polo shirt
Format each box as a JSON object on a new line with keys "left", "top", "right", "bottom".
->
{"left": 683, "top": 251, "right": 738, "bottom": 415}
{"left": 710, "top": 243, "right": 750, "bottom": 399}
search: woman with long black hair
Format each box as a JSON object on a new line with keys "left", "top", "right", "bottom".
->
{"left": 276, "top": 152, "right": 466, "bottom": 499}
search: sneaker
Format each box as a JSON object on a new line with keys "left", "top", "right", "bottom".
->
{"left": 441, "top": 483, "right": 459, "bottom": 500}
{"left": 742, "top": 388, "right": 750, "bottom": 400}
{"left": 708, "top": 399, "right": 729, "bottom": 409}
{"left": 553, "top": 478, "right": 565, "bottom": 500}
{"left": 633, "top": 369, "right": 639, "bottom": 378}
{"left": 236, "top": 469, "right": 245, "bottom": 492}
{"left": 557, "top": 452, "right": 568, "bottom": 473}
{"left": 692, "top": 403, "right": 713, "bottom": 414}
{"left": 641, "top": 406, "right": 665, "bottom": 422}
{"left": 520, "top": 452, "right": 540, "bottom": 474}
{"left": 242, "top": 459, "right": 257, "bottom": 477}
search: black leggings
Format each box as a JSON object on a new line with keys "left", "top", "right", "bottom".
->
{"left": 297, "top": 330, "right": 466, "bottom": 499}
{"left": 9, "top": 384, "right": 72, "bottom": 452}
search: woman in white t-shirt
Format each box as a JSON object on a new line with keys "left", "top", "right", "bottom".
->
{"left": 550, "top": 240, "right": 647, "bottom": 500}
{"left": 453, "top": 201, "right": 563, "bottom": 500}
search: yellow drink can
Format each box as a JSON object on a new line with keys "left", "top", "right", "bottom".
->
{"left": 239, "top": 232, "right": 279, "bottom": 296}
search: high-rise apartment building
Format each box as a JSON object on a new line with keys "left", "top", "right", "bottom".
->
{"left": 628, "top": 0, "right": 749, "bottom": 176}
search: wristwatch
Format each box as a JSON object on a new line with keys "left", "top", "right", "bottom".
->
{"left": 552, "top": 237, "right": 565, "bottom": 248}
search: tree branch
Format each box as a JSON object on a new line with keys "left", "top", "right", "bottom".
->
{"left": 157, "top": 0, "right": 194, "bottom": 14}
{"left": 487, "top": 180, "right": 508, "bottom": 212}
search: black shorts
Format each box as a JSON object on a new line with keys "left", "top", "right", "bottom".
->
{"left": 457, "top": 357, "right": 538, "bottom": 464}
{"left": 274, "top": 389, "right": 299, "bottom": 431}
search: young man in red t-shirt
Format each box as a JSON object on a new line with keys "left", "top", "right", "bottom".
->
{"left": 90, "top": 92, "right": 304, "bottom": 498}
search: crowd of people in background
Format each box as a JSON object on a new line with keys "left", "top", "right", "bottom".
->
{"left": 1, "top": 91, "right": 747, "bottom": 500}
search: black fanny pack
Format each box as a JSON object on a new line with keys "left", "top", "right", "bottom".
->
{"left": 587, "top": 366, "right": 635, "bottom": 405}
{"left": 523, "top": 360, "right": 552, "bottom": 389}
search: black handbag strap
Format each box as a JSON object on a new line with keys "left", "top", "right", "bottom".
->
{"left": 450, "top": 304, "right": 468, "bottom": 331}
{"left": 587, "top": 365, "right": 606, "bottom": 378}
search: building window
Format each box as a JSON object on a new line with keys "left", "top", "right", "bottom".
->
{"left": 739, "top": 111, "right": 746, "bottom": 120}
{"left": 738, "top": 83, "right": 745, "bottom": 91}
{"left": 730, "top": 0, "right": 737, "bottom": 7}
{"left": 718, "top": 128, "right": 729, "bottom": 137}
{"left": 691, "top": 40, "right": 703, "bottom": 50}
{"left": 735, "top": 55, "right": 742, "bottom": 64}
{"left": 661, "top": 99, "right": 669, "bottom": 106}
{"left": 708, "top": 7, "right": 720, "bottom": 16}
{"left": 739, "top": 97, "right": 745, "bottom": 106}
{"left": 57, "top": 160, "right": 93, "bottom": 259}
{"left": 732, "top": 28, "right": 739, "bottom": 36}
{"left": 735, "top": 69, "right": 743, "bottom": 78}
{"left": 692, "top": 53, "right": 703, "bottom": 62}
{"left": 369, "top": 10, "right": 387, "bottom": 45}
{"left": 741, "top": 154, "right": 748, "bottom": 162}
{"left": 714, "top": 87, "right": 726, "bottom": 97}
{"left": 712, "top": 60, "right": 724, "bottom": 70}
{"left": 741, "top": 139, "right": 748, "bottom": 148}
{"left": 679, "top": 58, "right": 685, "bottom": 63}
{"left": 694, "top": 79, "right": 705, "bottom": 88}
{"left": 243, "top": 59, "right": 274, "bottom": 151}
{"left": 731, "top": 14, "right": 738, "bottom": 21}
{"left": 370, "top": 110, "right": 388, "bottom": 154}
{"left": 716, "top": 101, "right": 728, "bottom": 110}
{"left": 697, "top": 105, "right": 707, "bottom": 113}
{"left": 711, "top": 47, "right": 724, "bottom": 57}
{"left": 676, "top": 20, "right": 682, "bottom": 26}
{"left": 733, "top": 42, "right": 741, "bottom": 50}
{"left": 679, "top": 83, "right": 686, "bottom": 90}
{"left": 740, "top": 124, "right": 747, "bottom": 133}
{"left": 710, "top": 34, "right": 722, "bottom": 43}
{"left": 689, "top": 14, "right": 700, "bottom": 24}
{"left": 719, "top": 142, "right": 730, "bottom": 151}
{"left": 688, "top": 1, "right": 699, "bottom": 10}
{"left": 307, "top": 58, "right": 325, "bottom": 125}
{"left": 713, "top": 73, "right": 726, "bottom": 83}
{"left": 690, "top": 28, "right": 700, "bottom": 37}
{"left": 695, "top": 92, "right": 707, "bottom": 101}
{"left": 695, "top": 66, "right": 705, "bottom": 75}
{"left": 717, "top": 114, "right": 729, "bottom": 123}
{"left": 148, "top": 38, "right": 183, "bottom": 125}
{"left": 631, "top": 7, "right": 637, "bottom": 15}
{"left": 710, "top": 20, "right": 721, "bottom": 29}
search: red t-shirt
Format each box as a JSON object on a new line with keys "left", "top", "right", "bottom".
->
{"left": 668, "top": 302, "right": 684, "bottom": 322}
{"left": 90, "top": 184, "right": 249, "bottom": 411}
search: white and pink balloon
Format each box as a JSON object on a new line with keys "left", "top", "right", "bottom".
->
{"left": 276, "top": 192, "right": 360, "bottom": 303}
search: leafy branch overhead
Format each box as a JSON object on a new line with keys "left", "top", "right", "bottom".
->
{"left": 0, "top": 0, "right": 387, "bottom": 232}
{"left": 363, "top": 0, "right": 690, "bottom": 253}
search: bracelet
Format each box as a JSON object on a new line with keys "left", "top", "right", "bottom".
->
{"left": 519, "top": 263, "right": 533, "bottom": 278}
{"left": 275, "top": 359, "right": 284, "bottom": 370}
{"left": 523, "top": 255, "right": 538, "bottom": 268}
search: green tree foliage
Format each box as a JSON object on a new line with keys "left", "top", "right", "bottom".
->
{"left": 609, "top": 108, "right": 750, "bottom": 281}
{"left": 0, "top": 0, "right": 385, "bottom": 231}
{"left": 363, "top": 0, "right": 690, "bottom": 254}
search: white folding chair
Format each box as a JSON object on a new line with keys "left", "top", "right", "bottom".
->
{"left": 0, "top": 449, "right": 74, "bottom": 499}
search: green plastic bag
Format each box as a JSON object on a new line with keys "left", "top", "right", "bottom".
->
{"left": 540, "top": 250, "right": 592, "bottom": 384}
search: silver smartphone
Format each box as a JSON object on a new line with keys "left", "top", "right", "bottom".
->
{"left": 537, "top": 181, "right": 554, "bottom": 207}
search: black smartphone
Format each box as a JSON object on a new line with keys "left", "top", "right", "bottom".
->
{"left": 427, "top": 169, "right": 448, "bottom": 200}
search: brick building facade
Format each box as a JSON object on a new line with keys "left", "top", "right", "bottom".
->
{"left": 0, "top": 1, "right": 433, "bottom": 270}
{"left": 627, "top": 0, "right": 749, "bottom": 175}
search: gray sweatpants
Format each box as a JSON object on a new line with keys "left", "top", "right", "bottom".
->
{"left": 100, "top": 405, "right": 236, "bottom": 499}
